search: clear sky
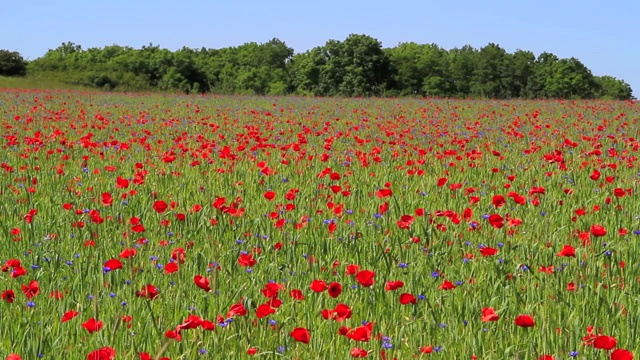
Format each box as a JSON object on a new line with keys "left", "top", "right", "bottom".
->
{"left": 3, "top": 0, "right": 637, "bottom": 96}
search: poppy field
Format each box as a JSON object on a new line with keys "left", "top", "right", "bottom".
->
{"left": 0, "top": 89, "right": 638, "bottom": 360}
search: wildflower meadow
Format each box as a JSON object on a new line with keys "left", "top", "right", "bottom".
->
{"left": 0, "top": 89, "right": 637, "bottom": 360}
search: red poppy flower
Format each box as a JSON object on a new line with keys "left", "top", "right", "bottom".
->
{"left": 81, "top": 318, "right": 103, "bottom": 333}
{"left": 237, "top": 253, "right": 257, "bottom": 267}
{"left": 170, "top": 248, "right": 186, "bottom": 263}
{"left": 194, "top": 275, "right": 211, "bottom": 292}
{"left": 264, "top": 191, "right": 276, "bottom": 200}
{"left": 247, "top": 348, "right": 258, "bottom": 355}
{"left": 152, "top": 200, "right": 168, "bottom": 213}
{"left": 119, "top": 248, "right": 137, "bottom": 259}
{"left": 346, "top": 264, "right": 360, "bottom": 275}
{"left": 347, "top": 322, "right": 373, "bottom": 342}
{"left": 492, "top": 195, "right": 506, "bottom": 208}
{"left": 103, "top": 259, "right": 122, "bottom": 271}
{"left": 488, "top": 214, "right": 504, "bottom": 228}
{"left": 321, "top": 309, "right": 332, "bottom": 320}
{"left": 396, "top": 214, "right": 414, "bottom": 229}
{"left": 591, "top": 225, "right": 607, "bottom": 237}
{"left": 355, "top": 270, "right": 375, "bottom": 287}
{"left": 227, "top": 300, "right": 248, "bottom": 318}
{"left": 86, "top": 347, "right": 115, "bottom": 360}
{"left": 261, "top": 282, "right": 283, "bottom": 298}
{"left": 332, "top": 303, "right": 352, "bottom": 322}
{"left": 201, "top": 320, "right": 215, "bottom": 331}
{"left": 310, "top": 280, "right": 327, "bottom": 292}
{"left": 1, "top": 259, "right": 20, "bottom": 271}
{"left": 164, "top": 328, "right": 182, "bottom": 341}
{"left": 289, "top": 289, "right": 305, "bottom": 300}
{"left": 1, "top": 289, "right": 15, "bottom": 303}
{"left": 100, "top": 192, "right": 113, "bottom": 206}
{"left": 21, "top": 280, "right": 39, "bottom": 299}
{"left": 338, "top": 326, "right": 351, "bottom": 336}
{"left": 556, "top": 245, "right": 576, "bottom": 257}
{"left": 256, "top": 303, "right": 276, "bottom": 318}
{"left": 327, "top": 282, "right": 342, "bottom": 298}
{"left": 514, "top": 314, "right": 535, "bottom": 327}
{"left": 115, "top": 176, "right": 129, "bottom": 189}
{"left": 439, "top": 280, "right": 456, "bottom": 290}
{"left": 538, "top": 265, "right": 554, "bottom": 274}
{"left": 399, "top": 293, "right": 416, "bottom": 305}
{"left": 6, "top": 355, "right": 22, "bottom": 360}
{"left": 136, "top": 284, "right": 159, "bottom": 300}
{"left": 480, "top": 247, "right": 498, "bottom": 257}
{"left": 481, "top": 307, "right": 500, "bottom": 322}
{"left": 350, "top": 348, "right": 368, "bottom": 358}
{"left": 177, "top": 315, "right": 202, "bottom": 330}
{"left": 62, "top": 310, "right": 79, "bottom": 322}
{"left": 613, "top": 188, "right": 626, "bottom": 197}
{"left": 375, "top": 188, "right": 392, "bottom": 198}
{"left": 385, "top": 281, "right": 404, "bottom": 291}
{"left": 593, "top": 335, "right": 617, "bottom": 350}
{"left": 164, "top": 262, "right": 178, "bottom": 274}
{"left": 290, "top": 327, "right": 311, "bottom": 344}
{"left": 379, "top": 202, "right": 389, "bottom": 214}
{"left": 610, "top": 349, "right": 633, "bottom": 360}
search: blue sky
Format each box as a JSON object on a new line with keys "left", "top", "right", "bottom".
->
{"left": 3, "top": 0, "right": 637, "bottom": 96}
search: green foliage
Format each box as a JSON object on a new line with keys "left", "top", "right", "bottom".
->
{"left": 543, "top": 58, "right": 599, "bottom": 99}
{"left": 13, "top": 36, "right": 635, "bottom": 99}
{"left": 0, "top": 50, "right": 27, "bottom": 77}
{"left": 596, "top": 76, "right": 634, "bottom": 100}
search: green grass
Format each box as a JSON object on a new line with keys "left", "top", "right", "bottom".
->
{"left": 0, "top": 91, "right": 637, "bottom": 360}
{"left": 0, "top": 75, "right": 93, "bottom": 91}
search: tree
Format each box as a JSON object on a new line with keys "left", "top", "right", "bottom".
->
{"left": 386, "top": 43, "right": 451, "bottom": 96}
{"left": 15, "top": 37, "right": 634, "bottom": 99}
{"left": 290, "top": 35, "right": 393, "bottom": 97}
{"left": 595, "top": 76, "right": 634, "bottom": 100}
{"left": 418, "top": 44, "right": 451, "bottom": 97}
{"left": 509, "top": 50, "right": 536, "bottom": 98}
{"left": 386, "top": 42, "right": 424, "bottom": 95}
{"left": 525, "top": 52, "right": 559, "bottom": 98}
{"left": 0, "top": 50, "right": 27, "bottom": 76}
{"left": 448, "top": 45, "right": 477, "bottom": 97}
{"left": 544, "top": 57, "right": 598, "bottom": 99}
{"left": 339, "top": 34, "right": 392, "bottom": 96}
{"left": 471, "top": 43, "right": 512, "bottom": 98}
{"left": 288, "top": 48, "right": 326, "bottom": 95}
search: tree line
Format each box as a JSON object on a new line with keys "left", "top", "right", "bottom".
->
{"left": 1, "top": 34, "right": 634, "bottom": 99}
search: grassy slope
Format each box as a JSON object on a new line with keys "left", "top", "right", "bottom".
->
{"left": 0, "top": 76, "right": 91, "bottom": 91}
